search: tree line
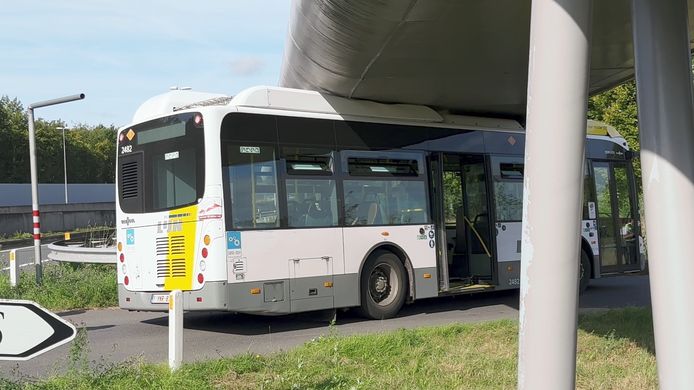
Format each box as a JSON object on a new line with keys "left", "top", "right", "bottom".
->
{"left": 0, "top": 96, "right": 117, "bottom": 183}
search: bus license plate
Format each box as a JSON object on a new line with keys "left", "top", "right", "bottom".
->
{"left": 151, "top": 294, "right": 170, "bottom": 304}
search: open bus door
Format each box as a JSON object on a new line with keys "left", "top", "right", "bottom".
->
{"left": 592, "top": 160, "right": 640, "bottom": 273}
{"left": 430, "top": 153, "right": 495, "bottom": 293}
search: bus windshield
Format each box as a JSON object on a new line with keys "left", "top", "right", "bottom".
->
{"left": 117, "top": 112, "right": 205, "bottom": 213}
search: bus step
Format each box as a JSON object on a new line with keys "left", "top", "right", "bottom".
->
{"left": 446, "top": 283, "right": 496, "bottom": 295}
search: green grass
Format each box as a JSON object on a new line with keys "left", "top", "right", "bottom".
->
{"left": 4, "top": 307, "right": 657, "bottom": 390}
{"left": 0, "top": 263, "right": 117, "bottom": 311}
{"left": 0, "top": 226, "right": 114, "bottom": 242}
{"left": 0, "top": 231, "right": 32, "bottom": 241}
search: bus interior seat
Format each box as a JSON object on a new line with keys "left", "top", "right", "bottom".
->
{"left": 305, "top": 200, "right": 333, "bottom": 226}
{"left": 287, "top": 200, "right": 304, "bottom": 226}
{"left": 351, "top": 189, "right": 382, "bottom": 225}
{"left": 367, "top": 202, "right": 381, "bottom": 224}
{"left": 352, "top": 201, "right": 381, "bottom": 225}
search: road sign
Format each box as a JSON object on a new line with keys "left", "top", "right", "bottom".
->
{"left": 0, "top": 300, "right": 76, "bottom": 361}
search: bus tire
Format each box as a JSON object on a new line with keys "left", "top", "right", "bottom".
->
{"left": 579, "top": 250, "right": 591, "bottom": 294}
{"left": 359, "top": 250, "right": 407, "bottom": 319}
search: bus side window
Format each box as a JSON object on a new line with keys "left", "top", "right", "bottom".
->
{"left": 343, "top": 180, "right": 428, "bottom": 226}
{"left": 343, "top": 152, "right": 429, "bottom": 226}
{"left": 492, "top": 157, "right": 524, "bottom": 222}
{"left": 286, "top": 179, "right": 338, "bottom": 227}
{"left": 225, "top": 144, "right": 280, "bottom": 229}
{"left": 283, "top": 148, "right": 337, "bottom": 228}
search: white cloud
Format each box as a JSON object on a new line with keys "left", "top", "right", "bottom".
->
{"left": 229, "top": 57, "right": 266, "bottom": 76}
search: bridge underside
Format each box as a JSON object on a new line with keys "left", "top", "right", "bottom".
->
{"left": 280, "top": 1, "right": 694, "bottom": 387}
{"left": 280, "top": 0, "right": 694, "bottom": 120}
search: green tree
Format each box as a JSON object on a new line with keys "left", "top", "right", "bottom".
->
{"left": 587, "top": 81, "right": 640, "bottom": 180}
{"left": 0, "top": 97, "right": 30, "bottom": 182}
{"left": 0, "top": 96, "right": 117, "bottom": 184}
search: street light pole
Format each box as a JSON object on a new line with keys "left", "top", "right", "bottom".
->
{"left": 27, "top": 108, "right": 41, "bottom": 284}
{"left": 27, "top": 93, "right": 85, "bottom": 284}
{"left": 57, "top": 127, "right": 69, "bottom": 204}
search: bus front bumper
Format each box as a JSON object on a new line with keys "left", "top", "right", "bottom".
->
{"left": 118, "top": 281, "right": 228, "bottom": 311}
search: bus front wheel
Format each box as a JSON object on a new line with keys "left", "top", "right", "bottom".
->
{"left": 359, "top": 250, "right": 407, "bottom": 319}
{"left": 579, "top": 250, "right": 592, "bottom": 294}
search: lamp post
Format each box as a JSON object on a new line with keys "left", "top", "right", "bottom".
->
{"left": 56, "top": 126, "right": 69, "bottom": 204}
{"left": 27, "top": 94, "right": 85, "bottom": 284}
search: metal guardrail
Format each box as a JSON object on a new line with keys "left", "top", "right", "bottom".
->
{"left": 47, "top": 240, "right": 116, "bottom": 264}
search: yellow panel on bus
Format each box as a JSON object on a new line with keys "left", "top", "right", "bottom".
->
{"left": 586, "top": 119, "right": 621, "bottom": 138}
{"left": 163, "top": 204, "right": 198, "bottom": 291}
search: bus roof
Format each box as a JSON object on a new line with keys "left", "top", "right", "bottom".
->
{"left": 132, "top": 86, "right": 524, "bottom": 132}
{"left": 132, "top": 89, "right": 227, "bottom": 124}
{"left": 130, "top": 86, "right": 628, "bottom": 149}
{"left": 586, "top": 119, "right": 629, "bottom": 150}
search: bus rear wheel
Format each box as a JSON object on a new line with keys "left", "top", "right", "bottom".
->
{"left": 359, "top": 250, "right": 407, "bottom": 319}
{"left": 579, "top": 250, "right": 592, "bottom": 294}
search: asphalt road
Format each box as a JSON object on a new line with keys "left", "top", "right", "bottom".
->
{"left": 0, "top": 244, "right": 51, "bottom": 273}
{"left": 2, "top": 274, "right": 650, "bottom": 380}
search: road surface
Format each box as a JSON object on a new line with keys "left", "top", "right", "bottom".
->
{"left": 0, "top": 244, "right": 51, "bottom": 272}
{"left": 2, "top": 274, "right": 650, "bottom": 380}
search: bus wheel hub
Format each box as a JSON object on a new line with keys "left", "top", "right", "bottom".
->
{"left": 370, "top": 266, "right": 392, "bottom": 303}
{"left": 375, "top": 276, "right": 387, "bottom": 292}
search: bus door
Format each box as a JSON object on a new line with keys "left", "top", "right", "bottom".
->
{"left": 433, "top": 153, "right": 494, "bottom": 290}
{"left": 592, "top": 161, "right": 639, "bottom": 273}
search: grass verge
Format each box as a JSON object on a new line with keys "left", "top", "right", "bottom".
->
{"left": 0, "top": 263, "right": 117, "bottom": 311}
{"left": 0, "top": 226, "right": 114, "bottom": 243}
{"left": 4, "top": 307, "right": 656, "bottom": 389}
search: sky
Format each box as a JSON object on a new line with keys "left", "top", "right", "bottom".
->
{"left": 0, "top": 0, "right": 290, "bottom": 127}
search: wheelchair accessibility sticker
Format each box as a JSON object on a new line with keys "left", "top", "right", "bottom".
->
{"left": 126, "top": 229, "right": 135, "bottom": 245}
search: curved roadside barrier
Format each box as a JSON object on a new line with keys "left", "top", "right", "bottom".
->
{"left": 47, "top": 240, "right": 116, "bottom": 264}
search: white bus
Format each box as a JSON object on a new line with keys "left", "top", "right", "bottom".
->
{"left": 116, "top": 86, "right": 643, "bottom": 319}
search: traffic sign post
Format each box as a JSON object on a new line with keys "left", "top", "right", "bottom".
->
{"left": 0, "top": 300, "right": 76, "bottom": 360}
{"left": 168, "top": 290, "right": 183, "bottom": 370}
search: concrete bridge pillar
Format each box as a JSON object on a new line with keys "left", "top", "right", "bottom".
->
{"left": 518, "top": 0, "right": 592, "bottom": 388}
{"left": 632, "top": 0, "right": 694, "bottom": 387}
